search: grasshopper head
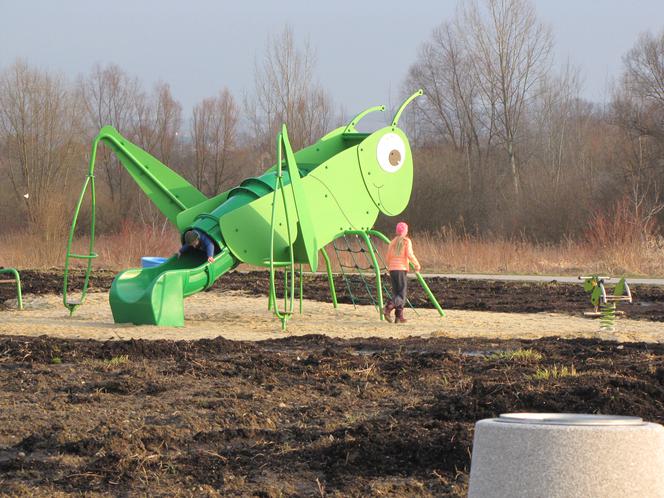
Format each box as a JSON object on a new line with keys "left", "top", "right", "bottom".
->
{"left": 355, "top": 90, "right": 421, "bottom": 216}
{"left": 357, "top": 126, "right": 413, "bottom": 216}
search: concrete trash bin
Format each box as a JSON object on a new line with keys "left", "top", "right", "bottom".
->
{"left": 468, "top": 413, "right": 664, "bottom": 498}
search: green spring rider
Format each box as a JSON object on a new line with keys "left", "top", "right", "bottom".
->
{"left": 581, "top": 276, "right": 633, "bottom": 332}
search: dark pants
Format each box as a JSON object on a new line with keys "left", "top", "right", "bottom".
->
{"left": 388, "top": 270, "right": 408, "bottom": 309}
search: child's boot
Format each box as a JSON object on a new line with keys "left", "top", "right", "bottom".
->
{"left": 395, "top": 307, "right": 407, "bottom": 323}
{"left": 383, "top": 302, "right": 395, "bottom": 322}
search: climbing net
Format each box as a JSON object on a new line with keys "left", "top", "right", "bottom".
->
{"left": 331, "top": 232, "right": 418, "bottom": 316}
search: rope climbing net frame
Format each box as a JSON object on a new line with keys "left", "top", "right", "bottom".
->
{"left": 267, "top": 228, "right": 444, "bottom": 328}
{"left": 331, "top": 230, "right": 445, "bottom": 321}
{"left": 332, "top": 232, "right": 418, "bottom": 316}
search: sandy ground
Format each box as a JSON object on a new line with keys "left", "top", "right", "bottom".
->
{"left": 1, "top": 291, "right": 663, "bottom": 343}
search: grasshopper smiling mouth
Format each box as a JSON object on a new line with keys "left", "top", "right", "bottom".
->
{"left": 374, "top": 184, "right": 397, "bottom": 216}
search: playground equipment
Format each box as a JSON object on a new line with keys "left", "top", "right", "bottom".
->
{"left": 64, "top": 89, "right": 444, "bottom": 328}
{"left": 0, "top": 268, "right": 23, "bottom": 310}
{"left": 580, "top": 276, "right": 632, "bottom": 331}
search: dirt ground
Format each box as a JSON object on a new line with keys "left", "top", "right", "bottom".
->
{"left": 1, "top": 334, "right": 663, "bottom": 497}
{"left": 4, "top": 269, "right": 664, "bottom": 321}
{"left": 2, "top": 290, "right": 664, "bottom": 344}
{"left": 0, "top": 269, "right": 663, "bottom": 497}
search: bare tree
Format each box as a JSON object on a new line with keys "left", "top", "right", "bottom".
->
{"left": 191, "top": 99, "right": 213, "bottom": 191}
{"left": 518, "top": 64, "right": 615, "bottom": 237}
{"left": 0, "top": 61, "right": 84, "bottom": 240}
{"left": 406, "top": 20, "right": 497, "bottom": 219}
{"left": 611, "top": 29, "right": 664, "bottom": 234}
{"left": 623, "top": 31, "right": 664, "bottom": 111}
{"left": 82, "top": 73, "right": 184, "bottom": 231}
{"left": 191, "top": 88, "right": 240, "bottom": 195}
{"left": 248, "top": 26, "right": 333, "bottom": 160}
{"left": 134, "top": 82, "right": 182, "bottom": 165}
{"left": 130, "top": 83, "right": 183, "bottom": 230}
{"left": 79, "top": 63, "right": 141, "bottom": 205}
{"left": 462, "top": 0, "right": 553, "bottom": 199}
{"left": 405, "top": 0, "right": 554, "bottom": 234}
{"left": 529, "top": 63, "right": 582, "bottom": 194}
{"left": 79, "top": 66, "right": 184, "bottom": 231}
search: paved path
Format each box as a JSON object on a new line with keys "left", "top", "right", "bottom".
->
{"left": 423, "top": 273, "right": 664, "bottom": 286}
{"left": 247, "top": 269, "right": 664, "bottom": 286}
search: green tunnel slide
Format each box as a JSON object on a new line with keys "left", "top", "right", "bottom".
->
{"left": 109, "top": 248, "right": 237, "bottom": 327}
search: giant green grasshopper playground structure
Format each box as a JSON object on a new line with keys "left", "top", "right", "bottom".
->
{"left": 63, "top": 90, "right": 444, "bottom": 328}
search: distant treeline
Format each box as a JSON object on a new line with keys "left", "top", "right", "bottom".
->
{"left": 1, "top": 0, "right": 663, "bottom": 245}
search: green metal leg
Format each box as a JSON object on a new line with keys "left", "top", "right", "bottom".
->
{"left": 368, "top": 229, "right": 445, "bottom": 317}
{"left": 64, "top": 139, "right": 99, "bottom": 316}
{"left": 284, "top": 269, "right": 288, "bottom": 312}
{"left": 299, "top": 264, "right": 304, "bottom": 314}
{"left": 320, "top": 248, "right": 338, "bottom": 308}
{"left": 0, "top": 268, "right": 22, "bottom": 311}
{"left": 15, "top": 271, "right": 22, "bottom": 311}
{"left": 413, "top": 271, "right": 446, "bottom": 317}
{"left": 268, "top": 130, "right": 297, "bottom": 331}
{"left": 268, "top": 268, "right": 276, "bottom": 310}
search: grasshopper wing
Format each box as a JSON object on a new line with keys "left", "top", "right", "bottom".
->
{"left": 280, "top": 125, "right": 319, "bottom": 271}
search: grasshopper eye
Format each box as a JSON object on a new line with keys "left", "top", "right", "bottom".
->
{"left": 376, "top": 133, "right": 405, "bottom": 173}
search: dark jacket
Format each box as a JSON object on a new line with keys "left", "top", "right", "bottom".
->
{"left": 178, "top": 229, "right": 215, "bottom": 259}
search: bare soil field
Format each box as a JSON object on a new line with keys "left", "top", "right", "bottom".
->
{"left": 1, "top": 334, "right": 663, "bottom": 497}
{"left": 0, "top": 269, "right": 663, "bottom": 496}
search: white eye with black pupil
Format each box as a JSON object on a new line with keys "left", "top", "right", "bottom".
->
{"left": 376, "top": 133, "right": 405, "bottom": 173}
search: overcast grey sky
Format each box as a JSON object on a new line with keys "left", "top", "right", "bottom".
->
{"left": 2, "top": 0, "right": 664, "bottom": 123}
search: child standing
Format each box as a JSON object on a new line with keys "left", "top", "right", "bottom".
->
{"left": 383, "top": 222, "right": 421, "bottom": 323}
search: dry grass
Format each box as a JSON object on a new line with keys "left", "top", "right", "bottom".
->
{"left": 0, "top": 223, "right": 663, "bottom": 277}
{"left": 0, "top": 223, "right": 180, "bottom": 270}
{"left": 410, "top": 228, "right": 664, "bottom": 277}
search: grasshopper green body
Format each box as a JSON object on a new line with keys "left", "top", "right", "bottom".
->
{"left": 64, "top": 90, "right": 436, "bottom": 327}
{"left": 184, "top": 90, "right": 422, "bottom": 272}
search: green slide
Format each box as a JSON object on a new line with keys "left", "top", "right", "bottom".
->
{"left": 109, "top": 247, "right": 237, "bottom": 327}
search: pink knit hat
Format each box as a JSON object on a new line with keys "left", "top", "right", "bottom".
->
{"left": 395, "top": 222, "right": 408, "bottom": 236}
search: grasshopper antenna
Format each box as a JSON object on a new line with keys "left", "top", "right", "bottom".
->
{"left": 391, "top": 89, "right": 424, "bottom": 127}
{"left": 343, "top": 105, "right": 385, "bottom": 133}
